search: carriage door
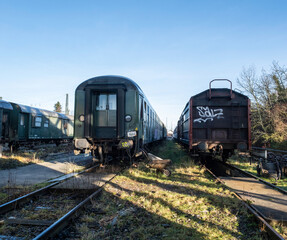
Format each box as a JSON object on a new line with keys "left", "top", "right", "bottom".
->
{"left": 1, "top": 112, "right": 9, "bottom": 139}
{"left": 18, "top": 113, "right": 28, "bottom": 140}
{"left": 93, "top": 93, "right": 117, "bottom": 138}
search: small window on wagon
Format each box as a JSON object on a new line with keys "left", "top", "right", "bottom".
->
{"left": 20, "top": 114, "right": 25, "bottom": 126}
{"left": 44, "top": 119, "right": 49, "bottom": 128}
{"left": 140, "top": 98, "right": 143, "bottom": 119}
{"left": 32, "top": 116, "right": 42, "bottom": 128}
{"left": 63, "top": 120, "right": 68, "bottom": 129}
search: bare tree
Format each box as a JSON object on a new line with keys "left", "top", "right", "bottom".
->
{"left": 237, "top": 62, "right": 287, "bottom": 148}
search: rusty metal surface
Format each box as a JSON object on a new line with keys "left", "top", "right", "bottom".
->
{"left": 221, "top": 176, "right": 287, "bottom": 222}
{"left": 176, "top": 82, "right": 250, "bottom": 154}
{"left": 147, "top": 153, "right": 171, "bottom": 170}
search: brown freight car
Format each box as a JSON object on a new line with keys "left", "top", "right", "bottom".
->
{"left": 176, "top": 79, "right": 251, "bottom": 161}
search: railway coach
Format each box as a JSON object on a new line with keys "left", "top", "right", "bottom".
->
{"left": 5, "top": 103, "right": 73, "bottom": 148}
{"left": 175, "top": 79, "right": 251, "bottom": 161}
{"left": 0, "top": 99, "right": 13, "bottom": 144}
{"left": 73, "top": 75, "right": 166, "bottom": 162}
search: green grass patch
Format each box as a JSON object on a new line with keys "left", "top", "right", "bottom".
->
{"left": 77, "top": 140, "right": 265, "bottom": 239}
{"left": 0, "top": 182, "right": 50, "bottom": 205}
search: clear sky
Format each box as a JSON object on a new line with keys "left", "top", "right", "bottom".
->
{"left": 1, "top": 0, "right": 287, "bottom": 130}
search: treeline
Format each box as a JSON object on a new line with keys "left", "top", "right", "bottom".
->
{"left": 237, "top": 61, "right": 287, "bottom": 150}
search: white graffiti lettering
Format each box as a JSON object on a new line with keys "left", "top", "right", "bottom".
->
{"left": 193, "top": 106, "right": 224, "bottom": 123}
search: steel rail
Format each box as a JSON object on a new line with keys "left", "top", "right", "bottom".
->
{"left": 252, "top": 146, "right": 287, "bottom": 155}
{"left": 33, "top": 172, "right": 120, "bottom": 240}
{"left": 0, "top": 162, "right": 99, "bottom": 215}
{"left": 203, "top": 165, "right": 285, "bottom": 240}
{"left": 223, "top": 161, "right": 287, "bottom": 195}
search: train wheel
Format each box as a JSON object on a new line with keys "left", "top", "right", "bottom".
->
{"left": 163, "top": 169, "right": 171, "bottom": 177}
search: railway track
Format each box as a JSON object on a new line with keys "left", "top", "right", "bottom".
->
{"left": 0, "top": 163, "right": 124, "bottom": 239}
{"left": 203, "top": 159, "right": 286, "bottom": 240}
{"left": 0, "top": 163, "right": 99, "bottom": 215}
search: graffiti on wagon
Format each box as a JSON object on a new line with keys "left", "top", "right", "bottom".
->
{"left": 193, "top": 106, "right": 224, "bottom": 123}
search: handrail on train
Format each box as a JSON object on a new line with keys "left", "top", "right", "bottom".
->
{"left": 209, "top": 79, "right": 233, "bottom": 99}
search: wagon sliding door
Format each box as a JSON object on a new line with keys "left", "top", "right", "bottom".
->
{"left": 93, "top": 93, "right": 117, "bottom": 138}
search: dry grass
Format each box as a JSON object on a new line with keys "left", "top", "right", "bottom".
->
{"left": 0, "top": 153, "right": 43, "bottom": 169}
{"left": 75, "top": 141, "right": 264, "bottom": 239}
{"left": 0, "top": 182, "right": 50, "bottom": 205}
{"left": 0, "top": 143, "right": 73, "bottom": 170}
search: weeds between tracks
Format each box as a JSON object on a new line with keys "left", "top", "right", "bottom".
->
{"left": 65, "top": 141, "right": 264, "bottom": 240}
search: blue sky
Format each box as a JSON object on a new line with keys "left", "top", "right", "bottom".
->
{"left": 1, "top": 0, "right": 287, "bottom": 130}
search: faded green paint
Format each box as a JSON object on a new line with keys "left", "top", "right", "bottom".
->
{"left": 7, "top": 103, "right": 73, "bottom": 143}
{"left": 74, "top": 90, "right": 85, "bottom": 138}
{"left": 73, "top": 76, "right": 166, "bottom": 154}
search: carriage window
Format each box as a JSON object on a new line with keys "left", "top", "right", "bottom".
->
{"left": 140, "top": 98, "right": 143, "bottom": 119}
{"left": 44, "top": 119, "right": 49, "bottom": 128}
{"left": 183, "top": 109, "right": 189, "bottom": 121}
{"left": 20, "top": 114, "right": 25, "bottom": 126}
{"left": 2, "top": 114, "right": 8, "bottom": 123}
{"left": 63, "top": 120, "right": 68, "bottom": 129}
{"left": 108, "top": 94, "right": 117, "bottom": 110}
{"left": 33, "top": 116, "right": 42, "bottom": 128}
{"left": 147, "top": 106, "right": 150, "bottom": 123}
{"left": 96, "top": 94, "right": 107, "bottom": 110}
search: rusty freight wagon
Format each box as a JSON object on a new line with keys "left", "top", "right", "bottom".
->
{"left": 175, "top": 79, "right": 251, "bottom": 161}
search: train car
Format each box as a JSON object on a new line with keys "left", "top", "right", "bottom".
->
{"left": 7, "top": 103, "right": 73, "bottom": 148}
{"left": 176, "top": 79, "right": 251, "bottom": 161}
{"left": 74, "top": 75, "right": 166, "bottom": 162}
{"left": 172, "top": 126, "right": 178, "bottom": 140}
{"left": 0, "top": 100, "right": 13, "bottom": 144}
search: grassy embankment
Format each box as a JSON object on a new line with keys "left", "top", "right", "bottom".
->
{"left": 227, "top": 154, "right": 287, "bottom": 191}
{"left": 75, "top": 140, "right": 266, "bottom": 240}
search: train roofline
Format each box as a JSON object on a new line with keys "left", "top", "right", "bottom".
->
{"left": 75, "top": 75, "right": 144, "bottom": 94}
{"left": 0, "top": 100, "right": 13, "bottom": 110}
{"left": 10, "top": 102, "right": 70, "bottom": 119}
{"left": 190, "top": 88, "right": 249, "bottom": 100}
{"left": 179, "top": 87, "right": 249, "bottom": 119}
{"left": 75, "top": 75, "right": 165, "bottom": 127}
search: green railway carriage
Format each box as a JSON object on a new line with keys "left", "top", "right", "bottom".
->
{"left": 0, "top": 100, "right": 13, "bottom": 143}
{"left": 74, "top": 75, "right": 166, "bottom": 161}
{"left": 7, "top": 103, "right": 73, "bottom": 147}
